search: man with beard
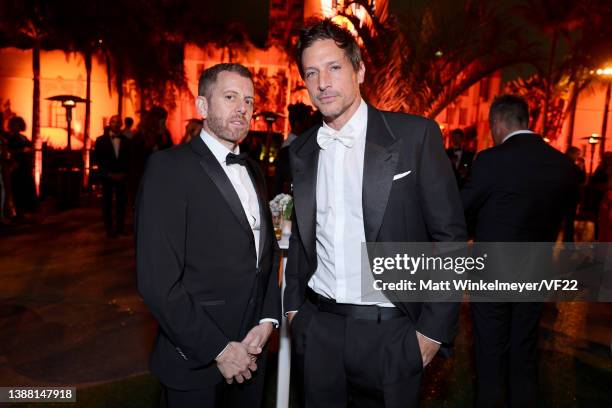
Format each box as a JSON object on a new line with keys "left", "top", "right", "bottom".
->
{"left": 285, "top": 20, "right": 466, "bottom": 407}
{"left": 136, "top": 63, "right": 280, "bottom": 408}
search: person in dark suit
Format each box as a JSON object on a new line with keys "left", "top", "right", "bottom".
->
{"left": 446, "top": 128, "right": 475, "bottom": 188}
{"left": 94, "top": 115, "right": 131, "bottom": 237}
{"left": 563, "top": 146, "right": 586, "bottom": 242}
{"left": 272, "top": 103, "right": 313, "bottom": 196}
{"left": 136, "top": 63, "right": 281, "bottom": 408}
{"left": 461, "top": 94, "right": 578, "bottom": 407}
{"left": 284, "top": 20, "right": 466, "bottom": 407}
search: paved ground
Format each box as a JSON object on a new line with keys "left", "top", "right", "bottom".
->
{"left": 0, "top": 197, "right": 610, "bottom": 405}
{"left": 0, "top": 197, "right": 155, "bottom": 387}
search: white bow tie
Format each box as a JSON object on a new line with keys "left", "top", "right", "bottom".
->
{"left": 317, "top": 125, "right": 355, "bottom": 149}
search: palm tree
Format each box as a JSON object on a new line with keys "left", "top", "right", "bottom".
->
{"left": 338, "top": 0, "right": 536, "bottom": 117}
{"left": 515, "top": 0, "right": 583, "bottom": 138}
{"left": 0, "top": 0, "right": 59, "bottom": 193}
{"left": 50, "top": 0, "right": 110, "bottom": 186}
{"left": 510, "top": 0, "right": 612, "bottom": 146}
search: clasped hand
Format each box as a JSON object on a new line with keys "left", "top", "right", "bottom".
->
{"left": 215, "top": 322, "right": 273, "bottom": 384}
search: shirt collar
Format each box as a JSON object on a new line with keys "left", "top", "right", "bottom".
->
{"left": 502, "top": 129, "right": 535, "bottom": 144}
{"left": 321, "top": 98, "right": 367, "bottom": 137}
{"left": 200, "top": 129, "right": 240, "bottom": 165}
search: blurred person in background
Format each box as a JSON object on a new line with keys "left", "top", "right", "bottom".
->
{"left": 150, "top": 106, "right": 174, "bottom": 150}
{"left": 272, "top": 102, "right": 313, "bottom": 196}
{"left": 462, "top": 95, "right": 578, "bottom": 407}
{"left": 6, "top": 116, "right": 36, "bottom": 218}
{"left": 587, "top": 152, "right": 612, "bottom": 240}
{"left": 94, "top": 115, "right": 132, "bottom": 237}
{"left": 563, "top": 146, "right": 587, "bottom": 242}
{"left": 0, "top": 112, "right": 14, "bottom": 222}
{"left": 180, "top": 118, "right": 203, "bottom": 144}
{"left": 122, "top": 116, "right": 135, "bottom": 139}
{"left": 446, "top": 128, "right": 475, "bottom": 188}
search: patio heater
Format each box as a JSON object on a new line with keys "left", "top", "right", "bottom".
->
{"left": 254, "top": 111, "right": 285, "bottom": 162}
{"left": 46, "top": 95, "right": 88, "bottom": 150}
{"left": 583, "top": 133, "right": 602, "bottom": 177}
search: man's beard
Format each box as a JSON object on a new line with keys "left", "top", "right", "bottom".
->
{"left": 207, "top": 112, "right": 247, "bottom": 143}
{"left": 316, "top": 93, "right": 355, "bottom": 124}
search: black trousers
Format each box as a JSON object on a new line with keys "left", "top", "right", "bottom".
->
{"left": 159, "top": 354, "right": 267, "bottom": 408}
{"left": 291, "top": 299, "right": 423, "bottom": 408}
{"left": 471, "top": 302, "right": 542, "bottom": 408}
{"left": 101, "top": 178, "right": 127, "bottom": 234}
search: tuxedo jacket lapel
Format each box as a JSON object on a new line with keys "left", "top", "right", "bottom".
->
{"left": 190, "top": 137, "right": 253, "bottom": 236}
{"left": 245, "top": 158, "right": 271, "bottom": 266}
{"left": 291, "top": 126, "right": 320, "bottom": 266}
{"left": 363, "top": 106, "right": 400, "bottom": 243}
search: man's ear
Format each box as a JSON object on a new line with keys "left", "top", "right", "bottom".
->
{"left": 196, "top": 96, "right": 208, "bottom": 120}
{"left": 357, "top": 61, "right": 365, "bottom": 84}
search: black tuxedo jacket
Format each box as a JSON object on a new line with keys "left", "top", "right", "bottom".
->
{"left": 136, "top": 136, "right": 281, "bottom": 390}
{"left": 94, "top": 133, "right": 131, "bottom": 177}
{"left": 284, "top": 105, "right": 467, "bottom": 346}
{"left": 446, "top": 148, "right": 475, "bottom": 169}
{"left": 461, "top": 133, "right": 578, "bottom": 242}
{"left": 446, "top": 148, "right": 475, "bottom": 186}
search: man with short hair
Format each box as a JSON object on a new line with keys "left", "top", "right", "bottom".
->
{"left": 136, "top": 63, "right": 280, "bottom": 408}
{"left": 446, "top": 128, "right": 474, "bottom": 188}
{"left": 94, "top": 115, "right": 131, "bottom": 237}
{"left": 285, "top": 20, "right": 466, "bottom": 407}
{"left": 462, "top": 94, "right": 578, "bottom": 407}
{"left": 122, "top": 116, "right": 134, "bottom": 139}
{"left": 273, "top": 102, "right": 313, "bottom": 195}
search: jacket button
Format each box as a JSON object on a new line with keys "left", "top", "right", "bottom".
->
{"left": 249, "top": 298, "right": 255, "bottom": 305}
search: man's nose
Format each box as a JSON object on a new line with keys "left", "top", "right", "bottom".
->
{"left": 318, "top": 70, "right": 331, "bottom": 91}
{"left": 236, "top": 100, "right": 247, "bottom": 114}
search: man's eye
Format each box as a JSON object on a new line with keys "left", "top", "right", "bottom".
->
{"left": 245, "top": 99, "right": 254, "bottom": 106}
{"left": 226, "top": 95, "right": 235, "bottom": 100}
{"left": 331, "top": 65, "right": 341, "bottom": 71}
{"left": 305, "top": 71, "right": 316, "bottom": 79}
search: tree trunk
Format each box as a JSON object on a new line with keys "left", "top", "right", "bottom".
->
{"left": 116, "top": 63, "right": 123, "bottom": 116}
{"left": 139, "top": 81, "right": 146, "bottom": 118}
{"left": 542, "top": 29, "right": 559, "bottom": 139}
{"left": 83, "top": 50, "right": 92, "bottom": 188}
{"left": 565, "top": 84, "right": 580, "bottom": 151}
{"left": 600, "top": 82, "right": 611, "bottom": 160}
{"left": 32, "top": 41, "right": 41, "bottom": 196}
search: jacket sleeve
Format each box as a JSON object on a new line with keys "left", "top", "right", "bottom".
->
{"left": 260, "top": 238, "right": 282, "bottom": 324}
{"left": 283, "top": 206, "right": 306, "bottom": 313}
{"left": 415, "top": 119, "right": 467, "bottom": 344}
{"left": 258, "top": 168, "right": 282, "bottom": 324}
{"left": 93, "top": 138, "right": 107, "bottom": 177}
{"left": 136, "top": 152, "right": 229, "bottom": 368}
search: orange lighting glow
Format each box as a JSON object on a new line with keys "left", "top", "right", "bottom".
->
{"left": 596, "top": 68, "right": 612, "bottom": 76}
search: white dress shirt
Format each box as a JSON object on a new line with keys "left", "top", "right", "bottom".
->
{"left": 201, "top": 130, "right": 278, "bottom": 338}
{"left": 202, "top": 130, "right": 261, "bottom": 261}
{"left": 110, "top": 132, "right": 121, "bottom": 158}
{"left": 501, "top": 129, "right": 535, "bottom": 144}
{"left": 298, "top": 101, "right": 441, "bottom": 344}
{"left": 308, "top": 99, "right": 392, "bottom": 307}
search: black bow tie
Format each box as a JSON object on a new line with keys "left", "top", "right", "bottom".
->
{"left": 226, "top": 152, "right": 248, "bottom": 166}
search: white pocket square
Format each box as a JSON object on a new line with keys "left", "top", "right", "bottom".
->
{"left": 393, "top": 171, "right": 412, "bottom": 181}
